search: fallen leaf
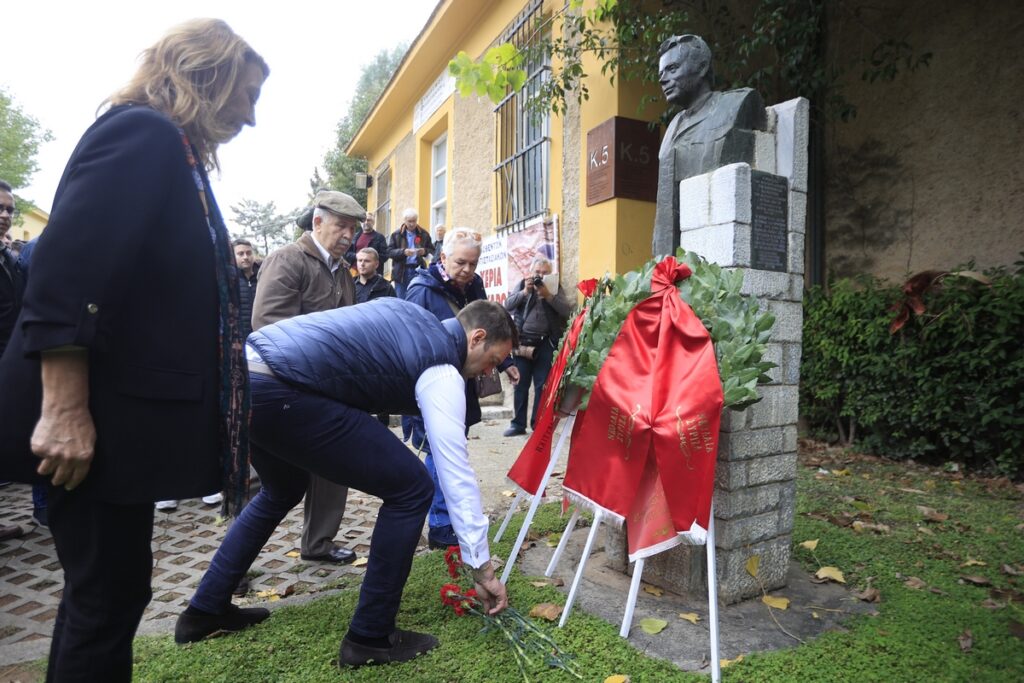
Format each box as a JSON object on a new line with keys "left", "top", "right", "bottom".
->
{"left": 990, "top": 588, "right": 1024, "bottom": 603}
{"left": 255, "top": 589, "right": 277, "bottom": 599}
{"left": 529, "top": 603, "right": 563, "bottom": 621}
{"left": 642, "top": 584, "right": 664, "bottom": 597}
{"left": 832, "top": 468, "right": 852, "bottom": 477}
{"left": 639, "top": 617, "right": 668, "bottom": 634}
{"left": 720, "top": 654, "right": 744, "bottom": 668}
{"left": 929, "top": 587, "right": 947, "bottom": 596}
{"left": 275, "top": 584, "right": 295, "bottom": 598}
{"left": 960, "top": 559, "right": 986, "bottom": 568}
{"left": 762, "top": 595, "right": 790, "bottom": 610}
{"left": 917, "top": 525, "right": 935, "bottom": 536}
{"left": 898, "top": 487, "right": 927, "bottom": 494}
{"left": 916, "top": 505, "right": 949, "bottom": 522}
{"left": 530, "top": 581, "right": 549, "bottom": 588}
{"left": 352, "top": 557, "right": 369, "bottom": 567}
{"left": 904, "top": 576, "right": 927, "bottom": 590}
{"left": 1001, "top": 564, "right": 1023, "bottom": 576}
{"left": 816, "top": 566, "right": 846, "bottom": 584}
{"left": 811, "top": 611, "right": 820, "bottom": 619}
{"left": 1009, "top": 620, "right": 1024, "bottom": 640}
{"left": 746, "top": 555, "right": 760, "bottom": 578}
{"left": 960, "top": 575, "right": 991, "bottom": 587}
{"left": 603, "top": 676, "right": 630, "bottom": 683}
{"left": 285, "top": 550, "right": 300, "bottom": 558}
{"left": 800, "top": 539, "right": 819, "bottom": 551}
{"left": 958, "top": 629, "right": 973, "bottom": 652}
{"left": 501, "top": 490, "right": 516, "bottom": 498}
{"left": 854, "top": 587, "right": 881, "bottom": 603}
{"left": 980, "top": 598, "right": 1005, "bottom": 610}
{"left": 678, "top": 612, "right": 700, "bottom": 624}
{"left": 851, "top": 521, "right": 891, "bottom": 534}
{"left": 923, "top": 479, "right": 937, "bottom": 490}
{"left": 551, "top": 577, "right": 565, "bottom": 587}
{"left": 851, "top": 500, "right": 874, "bottom": 512}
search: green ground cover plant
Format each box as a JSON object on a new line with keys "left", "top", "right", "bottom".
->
{"left": 126, "top": 446, "right": 1023, "bottom": 682}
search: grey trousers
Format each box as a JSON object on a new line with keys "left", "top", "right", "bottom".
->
{"left": 300, "top": 474, "right": 349, "bottom": 556}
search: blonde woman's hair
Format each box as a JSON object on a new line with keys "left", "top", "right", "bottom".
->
{"left": 107, "top": 18, "right": 268, "bottom": 169}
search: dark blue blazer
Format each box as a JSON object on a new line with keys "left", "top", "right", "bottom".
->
{"left": 0, "top": 106, "right": 223, "bottom": 503}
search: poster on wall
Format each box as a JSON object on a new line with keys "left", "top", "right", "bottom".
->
{"left": 479, "top": 233, "right": 509, "bottom": 303}
{"left": 505, "top": 214, "right": 559, "bottom": 291}
{"left": 480, "top": 214, "right": 560, "bottom": 303}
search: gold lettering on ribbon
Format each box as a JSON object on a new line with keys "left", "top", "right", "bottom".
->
{"left": 676, "top": 410, "right": 714, "bottom": 470}
{"left": 606, "top": 405, "right": 639, "bottom": 459}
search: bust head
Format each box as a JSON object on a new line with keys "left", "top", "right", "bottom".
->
{"left": 658, "top": 34, "right": 713, "bottom": 110}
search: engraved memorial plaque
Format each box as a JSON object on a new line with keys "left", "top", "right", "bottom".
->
{"left": 750, "top": 171, "right": 789, "bottom": 272}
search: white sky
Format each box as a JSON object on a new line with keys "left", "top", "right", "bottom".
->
{"left": 3, "top": 1, "right": 437, "bottom": 228}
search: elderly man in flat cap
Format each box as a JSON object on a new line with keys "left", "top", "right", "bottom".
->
{"left": 250, "top": 190, "right": 364, "bottom": 565}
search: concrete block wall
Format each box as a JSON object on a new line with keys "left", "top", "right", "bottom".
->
{"left": 607, "top": 98, "right": 808, "bottom": 605}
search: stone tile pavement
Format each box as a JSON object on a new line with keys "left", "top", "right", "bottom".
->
{"left": 0, "top": 412, "right": 520, "bottom": 669}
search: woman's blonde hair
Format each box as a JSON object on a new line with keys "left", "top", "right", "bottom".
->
{"left": 107, "top": 18, "right": 268, "bottom": 169}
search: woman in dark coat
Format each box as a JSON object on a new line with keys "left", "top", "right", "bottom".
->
{"left": 0, "top": 19, "right": 268, "bottom": 681}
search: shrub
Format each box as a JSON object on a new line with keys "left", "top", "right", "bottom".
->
{"left": 801, "top": 263, "right": 1024, "bottom": 476}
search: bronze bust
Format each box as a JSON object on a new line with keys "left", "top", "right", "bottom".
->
{"left": 652, "top": 35, "right": 767, "bottom": 256}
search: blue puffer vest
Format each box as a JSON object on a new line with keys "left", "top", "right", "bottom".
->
{"left": 247, "top": 297, "right": 467, "bottom": 415}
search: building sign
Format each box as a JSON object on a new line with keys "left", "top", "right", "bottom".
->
{"left": 586, "top": 117, "right": 660, "bottom": 206}
{"left": 479, "top": 215, "right": 561, "bottom": 304}
{"left": 414, "top": 69, "right": 455, "bottom": 133}
{"left": 480, "top": 234, "right": 509, "bottom": 303}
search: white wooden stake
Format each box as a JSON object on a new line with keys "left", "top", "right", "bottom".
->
{"left": 706, "top": 501, "right": 721, "bottom": 683}
{"left": 558, "top": 509, "right": 603, "bottom": 628}
{"left": 493, "top": 491, "right": 523, "bottom": 542}
{"left": 500, "top": 415, "right": 575, "bottom": 584}
{"left": 544, "top": 507, "right": 581, "bottom": 577}
{"left": 619, "top": 557, "right": 645, "bottom": 638}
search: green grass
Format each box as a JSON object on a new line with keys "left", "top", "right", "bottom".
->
{"left": 125, "top": 450, "right": 1023, "bottom": 681}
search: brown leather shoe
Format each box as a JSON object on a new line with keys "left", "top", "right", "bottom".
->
{"left": 339, "top": 629, "right": 439, "bottom": 667}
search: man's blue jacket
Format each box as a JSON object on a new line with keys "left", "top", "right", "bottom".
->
{"left": 248, "top": 297, "right": 467, "bottom": 416}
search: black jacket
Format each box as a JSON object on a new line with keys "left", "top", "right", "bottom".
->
{"left": 345, "top": 229, "right": 388, "bottom": 266}
{"left": 237, "top": 261, "right": 259, "bottom": 339}
{"left": 0, "top": 247, "right": 23, "bottom": 357}
{"left": 354, "top": 273, "right": 396, "bottom": 304}
{"left": 0, "top": 106, "right": 223, "bottom": 502}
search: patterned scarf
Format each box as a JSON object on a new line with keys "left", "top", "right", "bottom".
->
{"left": 179, "top": 131, "right": 252, "bottom": 518}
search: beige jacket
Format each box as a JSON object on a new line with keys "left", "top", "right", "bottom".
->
{"left": 251, "top": 232, "right": 355, "bottom": 331}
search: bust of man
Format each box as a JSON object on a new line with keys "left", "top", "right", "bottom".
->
{"left": 652, "top": 34, "right": 767, "bottom": 256}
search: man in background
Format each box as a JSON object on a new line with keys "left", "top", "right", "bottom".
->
{"left": 345, "top": 212, "right": 387, "bottom": 268}
{"left": 233, "top": 238, "right": 259, "bottom": 340}
{"left": 251, "top": 189, "right": 363, "bottom": 565}
{"left": 386, "top": 208, "right": 433, "bottom": 299}
{"left": 353, "top": 247, "right": 395, "bottom": 304}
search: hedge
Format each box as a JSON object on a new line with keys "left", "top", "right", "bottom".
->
{"left": 800, "top": 261, "right": 1024, "bottom": 476}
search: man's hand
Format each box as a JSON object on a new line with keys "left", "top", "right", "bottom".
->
{"left": 524, "top": 277, "right": 536, "bottom": 293}
{"left": 33, "top": 350, "right": 95, "bottom": 490}
{"left": 471, "top": 562, "right": 509, "bottom": 615}
{"left": 404, "top": 248, "right": 416, "bottom": 257}
{"left": 535, "top": 281, "right": 551, "bottom": 299}
{"left": 504, "top": 365, "right": 520, "bottom": 385}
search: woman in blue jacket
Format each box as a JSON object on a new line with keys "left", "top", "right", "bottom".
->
{"left": 406, "top": 229, "right": 518, "bottom": 548}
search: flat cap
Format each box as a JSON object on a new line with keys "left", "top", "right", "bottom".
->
{"left": 314, "top": 190, "right": 365, "bottom": 220}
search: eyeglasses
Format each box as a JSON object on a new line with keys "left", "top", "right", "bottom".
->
{"left": 0, "top": 205, "right": 17, "bottom": 217}
{"left": 448, "top": 228, "right": 482, "bottom": 242}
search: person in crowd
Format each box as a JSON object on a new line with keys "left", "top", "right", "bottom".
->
{"left": 0, "top": 20, "right": 268, "bottom": 680}
{"left": 406, "top": 228, "right": 519, "bottom": 548}
{"left": 10, "top": 239, "right": 26, "bottom": 260}
{"left": 250, "top": 189, "right": 363, "bottom": 565}
{"left": 386, "top": 208, "right": 433, "bottom": 299}
{"left": 345, "top": 212, "right": 387, "bottom": 267}
{"left": 0, "top": 180, "right": 27, "bottom": 541}
{"left": 233, "top": 238, "right": 260, "bottom": 339}
{"left": 0, "top": 180, "right": 23, "bottom": 360}
{"left": 430, "top": 225, "right": 446, "bottom": 264}
{"left": 502, "top": 256, "right": 572, "bottom": 436}
{"left": 353, "top": 247, "right": 395, "bottom": 304}
{"left": 175, "top": 299, "right": 514, "bottom": 667}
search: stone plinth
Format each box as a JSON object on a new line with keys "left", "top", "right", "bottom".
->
{"left": 607, "top": 97, "right": 808, "bottom": 604}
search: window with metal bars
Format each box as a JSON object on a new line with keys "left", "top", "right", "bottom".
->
{"left": 494, "top": 0, "right": 549, "bottom": 233}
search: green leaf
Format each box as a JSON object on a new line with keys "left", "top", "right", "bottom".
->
{"left": 639, "top": 618, "right": 668, "bottom": 634}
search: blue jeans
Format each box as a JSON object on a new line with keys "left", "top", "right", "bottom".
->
{"left": 511, "top": 337, "right": 556, "bottom": 430}
{"left": 409, "top": 417, "right": 449, "bottom": 530}
{"left": 190, "top": 373, "right": 433, "bottom": 639}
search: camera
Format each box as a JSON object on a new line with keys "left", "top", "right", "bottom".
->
{"left": 530, "top": 275, "right": 545, "bottom": 288}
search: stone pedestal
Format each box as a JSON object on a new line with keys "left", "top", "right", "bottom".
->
{"left": 607, "top": 97, "right": 809, "bottom": 604}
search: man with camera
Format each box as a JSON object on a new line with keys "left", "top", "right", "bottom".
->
{"left": 502, "top": 256, "right": 572, "bottom": 436}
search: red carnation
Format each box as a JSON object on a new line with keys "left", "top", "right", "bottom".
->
{"left": 440, "top": 583, "right": 461, "bottom": 606}
{"left": 444, "top": 545, "right": 463, "bottom": 578}
{"left": 577, "top": 278, "right": 599, "bottom": 297}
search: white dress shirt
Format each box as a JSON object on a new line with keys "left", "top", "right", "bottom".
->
{"left": 415, "top": 364, "right": 491, "bottom": 568}
{"left": 310, "top": 233, "right": 341, "bottom": 273}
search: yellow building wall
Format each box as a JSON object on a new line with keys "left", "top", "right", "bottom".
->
{"left": 16, "top": 206, "right": 48, "bottom": 242}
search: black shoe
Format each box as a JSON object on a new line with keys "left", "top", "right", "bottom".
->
{"left": 427, "top": 524, "right": 459, "bottom": 550}
{"left": 301, "top": 547, "right": 357, "bottom": 564}
{"left": 0, "top": 524, "right": 25, "bottom": 542}
{"left": 503, "top": 426, "right": 526, "bottom": 437}
{"left": 174, "top": 604, "right": 270, "bottom": 644}
{"left": 339, "top": 629, "right": 439, "bottom": 667}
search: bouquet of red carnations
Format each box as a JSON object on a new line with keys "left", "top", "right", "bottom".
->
{"left": 439, "top": 546, "right": 581, "bottom": 682}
